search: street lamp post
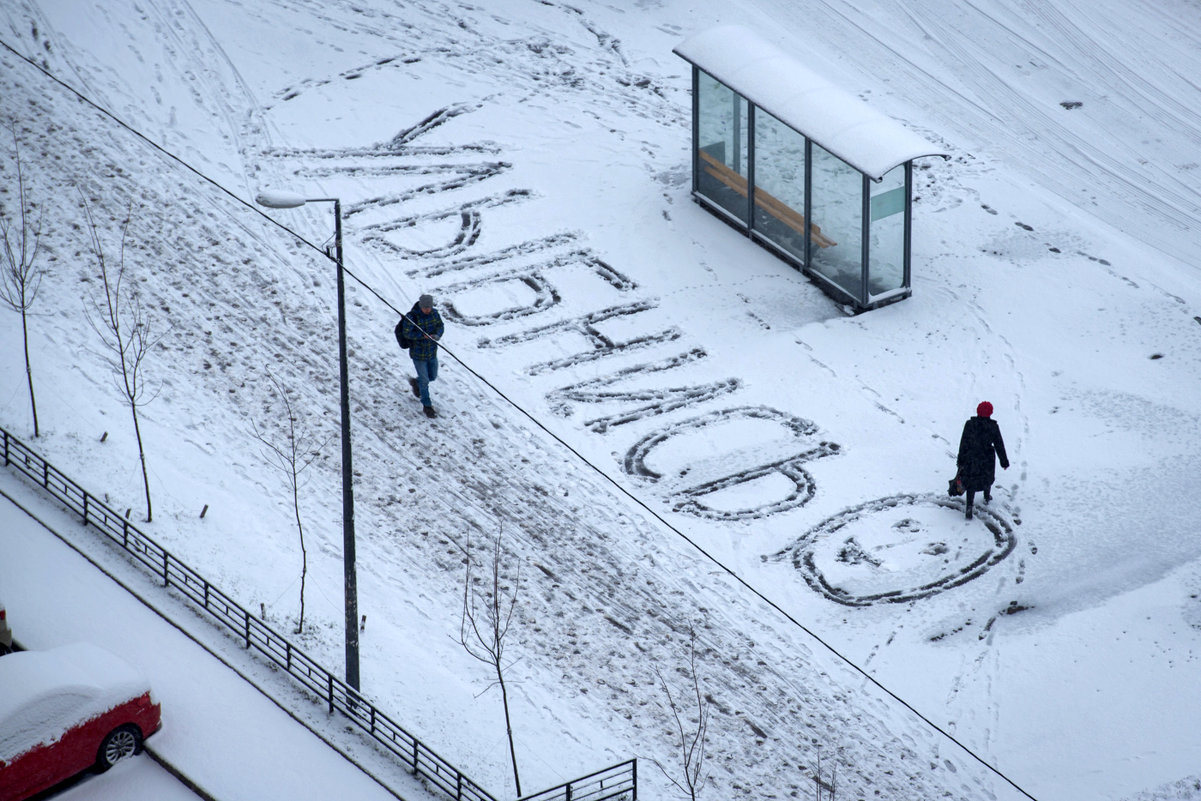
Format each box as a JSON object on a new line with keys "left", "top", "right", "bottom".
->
{"left": 255, "top": 190, "right": 359, "bottom": 691}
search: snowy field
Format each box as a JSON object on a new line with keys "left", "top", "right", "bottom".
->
{"left": 2, "top": 1, "right": 1201, "bottom": 800}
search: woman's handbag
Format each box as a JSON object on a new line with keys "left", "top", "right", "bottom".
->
{"left": 947, "top": 471, "right": 965, "bottom": 497}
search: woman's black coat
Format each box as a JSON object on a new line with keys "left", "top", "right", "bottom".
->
{"left": 957, "top": 416, "right": 1009, "bottom": 492}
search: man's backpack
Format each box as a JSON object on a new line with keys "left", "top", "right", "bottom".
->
{"left": 394, "top": 318, "right": 412, "bottom": 351}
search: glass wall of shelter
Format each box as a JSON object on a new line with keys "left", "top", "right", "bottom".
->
{"left": 692, "top": 67, "right": 913, "bottom": 311}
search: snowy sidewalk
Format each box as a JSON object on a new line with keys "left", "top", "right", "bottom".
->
{"left": 0, "top": 477, "right": 419, "bottom": 801}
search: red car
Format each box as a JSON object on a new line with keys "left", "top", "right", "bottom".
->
{"left": 0, "top": 643, "right": 162, "bottom": 801}
{"left": 0, "top": 599, "right": 11, "bottom": 654}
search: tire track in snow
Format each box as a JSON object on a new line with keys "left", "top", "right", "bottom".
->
{"left": 149, "top": 0, "right": 276, "bottom": 189}
{"left": 892, "top": 0, "right": 1201, "bottom": 257}
{"left": 1022, "top": 0, "right": 1201, "bottom": 144}
{"left": 3, "top": 0, "right": 112, "bottom": 108}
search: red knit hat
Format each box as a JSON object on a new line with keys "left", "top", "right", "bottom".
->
{"left": 977, "top": 401, "right": 993, "bottom": 417}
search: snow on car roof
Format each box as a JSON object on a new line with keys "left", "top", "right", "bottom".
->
{"left": 674, "top": 25, "right": 947, "bottom": 181}
{"left": 0, "top": 643, "right": 151, "bottom": 762}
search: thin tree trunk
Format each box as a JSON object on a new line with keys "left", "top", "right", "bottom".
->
{"left": 497, "top": 668, "right": 521, "bottom": 797}
{"left": 248, "top": 374, "right": 322, "bottom": 636}
{"left": 292, "top": 474, "right": 307, "bottom": 632}
{"left": 130, "top": 404, "right": 152, "bottom": 522}
{"left": 21, "top": 306, "right": 37, "bottom": 437}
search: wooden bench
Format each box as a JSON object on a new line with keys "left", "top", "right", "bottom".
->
{"left": 698, "top": 149, "right": 837, "bottom": 248}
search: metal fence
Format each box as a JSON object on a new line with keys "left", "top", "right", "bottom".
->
{"left": 518, "top": 760, "right": 636, "bottom": 801}
{"left": 2, "top": 426, "right": 636, "bottom": 801}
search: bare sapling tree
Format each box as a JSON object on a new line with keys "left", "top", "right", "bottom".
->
{"left": 82, "top": 196, "right": 165, "bottom": 522}
{"left": 459, "top": 533, "right": 523, "bottom": 797}
{"left": 0, "top": 120, "right": 46, "bottom": 436}
{"left": 652, "top": 626, "right": 712, "bottom": 801}
{"left": 812, "top": 749, "right": 837, "bottom": 801}
{"left": 249, "top": 372, "right": 332, "bottom": 634}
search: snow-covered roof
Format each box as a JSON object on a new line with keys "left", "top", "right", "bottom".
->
{"left": 0, "top": 643, "right": 152, "bottom": 761}
{"left": 674, "top": 25, "right": 947, "bottom": 181}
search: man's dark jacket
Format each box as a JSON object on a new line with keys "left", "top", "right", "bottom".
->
{"left": 401, "top": 303, "right": 444, "bottom": 361}
{"left": 957, "top": 416, "right": 1009, "bottom": 492}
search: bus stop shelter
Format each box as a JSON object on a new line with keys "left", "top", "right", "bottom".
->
{"left": 674, "top": 25, "right": 948, "bottom": 311}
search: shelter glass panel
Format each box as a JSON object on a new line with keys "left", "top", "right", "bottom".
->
{"left": 868, "top": 164, "right": 907, "bottom": 297}
{"left": 752, "top": 109, "right": 809, "bottom": 263}
{"left": 696, "top": 70, "right": 750, "bottom": 225}
{"left": 808, "top": 143, "right": 864, "bottom": 301}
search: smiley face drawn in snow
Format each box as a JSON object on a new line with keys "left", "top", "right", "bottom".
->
{"left": 771, "top": 494, "right": 1017, "bottom": 606}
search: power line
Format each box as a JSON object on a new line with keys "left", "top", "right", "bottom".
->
{"left": 0, "top": 37, "right": 1037, "bottom": 800}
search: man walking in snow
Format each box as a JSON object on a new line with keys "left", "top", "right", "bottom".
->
{"left": 401, "top": 294, "right": 445, "bottom": 418}
{"left": 957, "top": 401, "right": 1009, "bottom": 520}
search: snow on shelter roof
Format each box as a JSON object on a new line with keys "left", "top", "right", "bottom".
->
{"left": 674, "top": 25, "right": 947, "bottom": 181}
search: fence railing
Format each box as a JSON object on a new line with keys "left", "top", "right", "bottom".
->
{"left": 518, "top": 759, "right": 636, "bottom": 801}
{"left": 1, "top": 425, "right": 636, "bottom": 801}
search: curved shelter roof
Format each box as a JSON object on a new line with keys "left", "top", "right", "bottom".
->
{"left": 674, "top": 25, "right": 947, "bottom": 181}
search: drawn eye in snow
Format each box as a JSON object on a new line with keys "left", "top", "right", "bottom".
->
{"left": 768, "top": 494, "right": 1017, "bottom": 606}
{"left": 623, "top": 406, "right": 840, "bottom": 521}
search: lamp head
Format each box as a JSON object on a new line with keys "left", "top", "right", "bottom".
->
{"left": 255, "top": 190, "right": 309, "bottom": 209}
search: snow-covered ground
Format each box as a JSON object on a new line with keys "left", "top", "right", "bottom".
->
{"left": 2, "top": 1, "right": 1200, "bottom": 800}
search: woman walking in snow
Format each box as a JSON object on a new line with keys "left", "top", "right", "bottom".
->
{"left": 957, "top": 401, "right": 1009, "bottom": 520}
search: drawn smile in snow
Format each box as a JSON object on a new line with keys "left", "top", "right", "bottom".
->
{"left": 770, "top": 495, "right": 1017, "bottom": 606}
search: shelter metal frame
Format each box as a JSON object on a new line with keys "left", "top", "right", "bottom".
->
{"left": 675, "top": 26, "right": 947, "bottom": 312}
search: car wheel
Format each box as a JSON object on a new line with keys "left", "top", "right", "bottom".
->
{"left": 96, "top": 724, "right": 142, "bottom": 771}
